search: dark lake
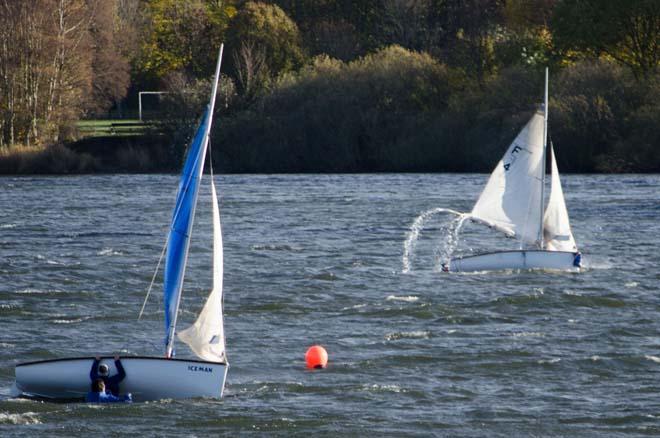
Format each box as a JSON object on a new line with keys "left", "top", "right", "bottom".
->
{"left": 1, "top": 173, "right": 659, "bottom": 436}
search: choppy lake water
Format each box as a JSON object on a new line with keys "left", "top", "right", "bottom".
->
{"left": 1, "top": 173, "right": 659, "bottom": 436}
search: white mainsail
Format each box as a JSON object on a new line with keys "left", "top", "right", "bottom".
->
{"left": 543, "top": 144, "right": 577, "bottom": 252}
{"left": 469, "top": 111, "right": 546, "bottom": 246}
{"left": 178, "top": 177, "right": 226, "bottom": 362}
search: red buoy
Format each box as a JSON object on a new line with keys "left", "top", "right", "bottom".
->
{"left": 305, "top": 345, "right": 328, "bottom": 369}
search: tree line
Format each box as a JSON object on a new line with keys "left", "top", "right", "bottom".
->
{"left": 1, "top": 0, "right": 658, "bottom": 172}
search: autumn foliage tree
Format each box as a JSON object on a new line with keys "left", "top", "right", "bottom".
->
{"left": 0, "top": 0, "right": 131, "bottom": 147}
{"left": 136, "top": 0, "right": 237, "bottom": 83}
{"left": 553, "top": 0, "right": 660, "bottom": 78}
{"left": 225, "top": 1, "right": 305, "bottom": 97}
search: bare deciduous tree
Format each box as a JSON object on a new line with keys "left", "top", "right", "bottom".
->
{"left": 233, "top": 40, "right": 270, "bottom": 100}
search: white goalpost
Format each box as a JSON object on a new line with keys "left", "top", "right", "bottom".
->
{"left": 138, "top": 91, "right": 170, "bottom": 121}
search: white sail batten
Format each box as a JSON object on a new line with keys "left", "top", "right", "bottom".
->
{"left": 470, "top": 111, "right": 545, "bottom": 246}
{"left": 178, "top": 176, "right": 226, "bottom": 362}
{"left": 543, "top": 145, "right": 577, "bottom": 252}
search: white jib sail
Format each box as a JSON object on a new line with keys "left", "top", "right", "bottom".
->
{"left": 543, "top": 145, "right": 577, "bottom": 252}
{"left": 178, "top": 177, "right": 226, "bottom": 362}
{"left": 470, "top": 111, "right": 545, "bottom": 246}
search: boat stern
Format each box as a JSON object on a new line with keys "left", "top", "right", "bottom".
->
{"left": 573, "top": 252, "right": 582, "bottom": 268}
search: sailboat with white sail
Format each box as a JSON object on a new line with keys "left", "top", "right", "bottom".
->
{"left": 442, "top": 68, "right": 582, "bottom": 273}
{"left": 13, "top": 46, "right": 229, "bottom": 401}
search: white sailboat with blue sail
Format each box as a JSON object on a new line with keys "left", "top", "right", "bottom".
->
{"left": 442, "top": 68, "right": 582, "bottom": 273}
{"left": 13, "top": 46, "right": 229, "bottom": 401}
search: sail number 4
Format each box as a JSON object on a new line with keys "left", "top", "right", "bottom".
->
{"left": 503, "top": 145, "right": 524, "bottom": 171}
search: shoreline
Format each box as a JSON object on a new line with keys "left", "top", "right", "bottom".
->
{"left": 0, "top": 136, "right": 657, "bottom": 175}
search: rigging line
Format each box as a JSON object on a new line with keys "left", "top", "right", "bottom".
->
{"left": 138, "top": 234, "right": 169, "bottom": 321}
{"left": 124, "top": 212, "right": 169, "bottom": 352}
{"left": 136, "top": 132, "right": 203, "bottom": 322}
{"left": 208, "top": 132, "right": 214, "bottom": 178}
{"left": 136, "top": 161, "right": 192, "bottom": 323}
{"left": 540, "top": 67, "right": 549, "bottom": 249}
{"left": 136, "top": 131, "right": 203, "bottom": 322}
{"left": 521, "top": 144, "right": 541, "bottom": 250}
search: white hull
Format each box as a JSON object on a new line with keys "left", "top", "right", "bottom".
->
{"left": 14, "top": 356, "right": 228, "bottom": 402}
{"left": 443, "top": 250, "right": 581, "bottom": 273}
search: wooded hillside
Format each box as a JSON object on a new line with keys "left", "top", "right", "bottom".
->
{"left": 1, "top": 0, "right": 658, "bottom": 172}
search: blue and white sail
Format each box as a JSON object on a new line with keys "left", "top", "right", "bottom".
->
{"left": 178, "top": 177, "right": 226, "bottom": 362}
{"left": 163, "top": 45, "right": 224, "bottom": 359}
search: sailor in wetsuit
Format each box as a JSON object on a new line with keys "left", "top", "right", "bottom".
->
{"left": 86, "top": 379, "right": 132, "bottom": 403}
{"left": 89, "top": 355, "right": 126, "bottom": 396}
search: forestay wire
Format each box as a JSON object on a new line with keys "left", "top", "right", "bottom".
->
{"left": 138, "top": 236, "right": 169, "bottom": 321}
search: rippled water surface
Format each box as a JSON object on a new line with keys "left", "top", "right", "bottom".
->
{"left": 1, "top": 174, "right": 659, "bottom": 436}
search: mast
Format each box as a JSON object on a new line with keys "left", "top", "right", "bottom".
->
{"left": 165, "top": 45, "right": 224, "bottom": 358}
{"left": 204, "top": 44, "right": 224, "bottom": 142}
{"left": 539, "top": 67, "right": 549, "bottom": 250}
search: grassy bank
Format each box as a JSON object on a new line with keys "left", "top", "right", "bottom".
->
{"left": 75, "top": 120, "right": 148, "bottom": 137}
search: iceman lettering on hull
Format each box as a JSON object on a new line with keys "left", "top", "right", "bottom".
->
{"left": 442, "top": 68, "right": 582, "bottom": 273}
{"left": 13, "top": 45, "right": 230, "bottom": 401}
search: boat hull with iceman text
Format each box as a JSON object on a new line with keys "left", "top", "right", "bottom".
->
{"left": 13, "top": 356, "right": 228, "bottom": 402}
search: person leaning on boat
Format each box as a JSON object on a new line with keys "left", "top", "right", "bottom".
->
{"left": 86, "top": 379, "right": 132, "bottom": 403}
{"left": 89, "top": 355, "right": 126, "bottom": 396}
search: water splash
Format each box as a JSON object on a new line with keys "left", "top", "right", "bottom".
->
{"left": 645, "top": 355, "right": 660, "bottom": 364}
{"left": 402, "top": 208, "right": 463, "bottom": 273}
{"left": 434, "top": 213, "right": 469, "bottom": 271}
{"left": 385, "top": 331, "right": 432, "bottom": 341}
{"left": 386, "top": 295, "right": 419, "bottom": 303}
